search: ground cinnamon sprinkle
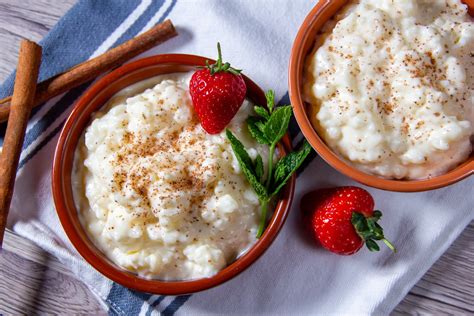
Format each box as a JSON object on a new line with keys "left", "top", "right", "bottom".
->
{"left": 110, "top": 103, "right": 219, "bottom": 214}
{"left": 75, "top": 75, "right": 264, "bottom": 280}
{"left": 305, "top": 0, "right": 473, "bottom": 181}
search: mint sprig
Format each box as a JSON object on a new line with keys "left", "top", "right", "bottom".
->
{"left": 226, "top": 90, "right": 312, "bottom": 238}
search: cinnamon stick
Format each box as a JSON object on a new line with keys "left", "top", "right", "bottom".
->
{"left": 0, "top": 40, "right": 42, "bottom": 247}
{"left": 0, "top": 19, "right": 177, "bottom": 123}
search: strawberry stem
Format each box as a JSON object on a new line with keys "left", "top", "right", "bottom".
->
{"left": 215, "top": 42, "right": 222, "bottom": 71}
{"left": 351, "top": 211, "right": 396, "bottom": 253}
{"left": 382, "top": 238, "right": 397, "bottom": 253}
{"left": 207, "top": 42, "right": 242, "bottom": 76}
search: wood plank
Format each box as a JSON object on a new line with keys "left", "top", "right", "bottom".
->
{"left": 0, "top": 238, "right": 105, "bottom": 314}
{"left": 393, "top": 293, "right": 472, "bottom": 316}
{"left": 0, "top": 0, "right": 76, "bottom": 79}
{"left": 3, "top": 228, "right": 77, "bottom": 277}
{"left": 0, "top": 1, "right": 104, "bottom": 314}
{"left": 393, "top": 222, "right": 474, "bottom": 314}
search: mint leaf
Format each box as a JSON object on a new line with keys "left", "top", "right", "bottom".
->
{"left": 247, "top": 117, "right": 270, "bottom": 145}
{"left": 271, "top": 141, "right": 312, "bottom": 196}
{"left": 256, "top": 121, "right": 266, "bottom": 133}
{"left": 254, "top": 106, "right": 270, "bottom": 120}
{"left": 264, "top": 106, "right": 292, "bottom": 145}
{"left": 226, "top": 130, "right": 268, "bottom": 200}
{"left": 265, "top": 90, "right": 275, "bottom": 113}
{"left": 226, "top": 129, "right": 253, "bottom": 169}
{"left": 254, "top": 154, "right": 264, "bottom": 182}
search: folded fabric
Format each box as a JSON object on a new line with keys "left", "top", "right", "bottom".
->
{"left": 2, "top": 0, "right": 473, "bottom": 315}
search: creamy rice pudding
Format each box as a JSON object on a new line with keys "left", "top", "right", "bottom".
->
{"left": 73, "top": 73, "right": 268, "bottom": 280}
{"left": 305, "top": 0, "right": 473, "bottom": 179}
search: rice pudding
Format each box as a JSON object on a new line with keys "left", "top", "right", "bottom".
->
{"left": 304, "top": 0, "right": 473, "bottom": 179}
{"left": 73, "top": 72, "right": 268, "bottom": 280}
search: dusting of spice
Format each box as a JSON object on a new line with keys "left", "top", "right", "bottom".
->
{"left": 72, "top": 73, "right": 266, "bottom": 280}
{"left": 304, "top": 0, "right": 473, "bottom": 180}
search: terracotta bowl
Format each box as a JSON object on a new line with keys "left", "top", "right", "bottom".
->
{"left": 52, "top": 54, "right": 295, "bottom": 295}
{"left": 289, "top": 0, "right": 474, "bottom": 192}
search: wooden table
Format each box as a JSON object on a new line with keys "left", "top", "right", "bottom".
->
{"left": 0, "top": 0, "right": 472, "bottom": 314}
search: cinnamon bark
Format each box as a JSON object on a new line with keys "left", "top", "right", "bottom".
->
{"left": 0, "top": 40, "right": 42, "bottom": 247}
{"left": 0, "top": 19, "right": 177, "bottom": 122}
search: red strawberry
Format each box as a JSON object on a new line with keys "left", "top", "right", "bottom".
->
{"left": 301, "top": 186, "right": 396, "bottom": 255}
{"left": 300, "top": 188, "right": 333, "bottom": 217}
{"left": 189, "top": 43, "right": 247, "bottom": 134}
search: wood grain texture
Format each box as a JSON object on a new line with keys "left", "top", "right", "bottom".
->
{"left": 0, "top": 232, "right": 105, "bottom": 315}
{"left": 0, "top": 0, "right": 472, "bottom": 315}
{"left": 393, "top": 222, "right": 474, "bottom": 315}
{"left": 3, "top": 228, "right": 75, "bottom": 277}
{"left": 0, "top": 0, "right": 76, "bottom": 78}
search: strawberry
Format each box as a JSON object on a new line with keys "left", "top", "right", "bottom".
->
{"left": 189, "top": 43, "right": 247, "bottom": 134}
{"left": 301, "top": 186, "right": 396, "bottom": 255}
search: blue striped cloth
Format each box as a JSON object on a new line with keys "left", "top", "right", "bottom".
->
{"left": 2, "top": 1, "right": 473, "bottom": 315}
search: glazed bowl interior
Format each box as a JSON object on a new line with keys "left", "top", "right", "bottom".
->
{"left": 289, "top": 0, "right": 474, "bottom": 192}
{"left": 53, "top": 54, "right": 295, "bottom": 295}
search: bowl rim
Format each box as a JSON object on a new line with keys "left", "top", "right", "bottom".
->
{"left": 289, "top": 0, "right": 474, "bottom": 192}
{"left": 52, "top": 53, "right": 295, "bottom": 295}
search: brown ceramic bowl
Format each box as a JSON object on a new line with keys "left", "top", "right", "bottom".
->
{"left": 52, "top": 54, "right": 295, "bottom": 295}
{"left": 289, "top": 0, "right": 474, "bottom": 192}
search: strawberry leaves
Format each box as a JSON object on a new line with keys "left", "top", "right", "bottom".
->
{"left": 351, "top": 211, "right": 396, "bottom": 252}
{"left": 226, "top": 90, "right": 313, "bottom": 237}
{"left": 206, "top": 42, "right": 242, "bottom": 75}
